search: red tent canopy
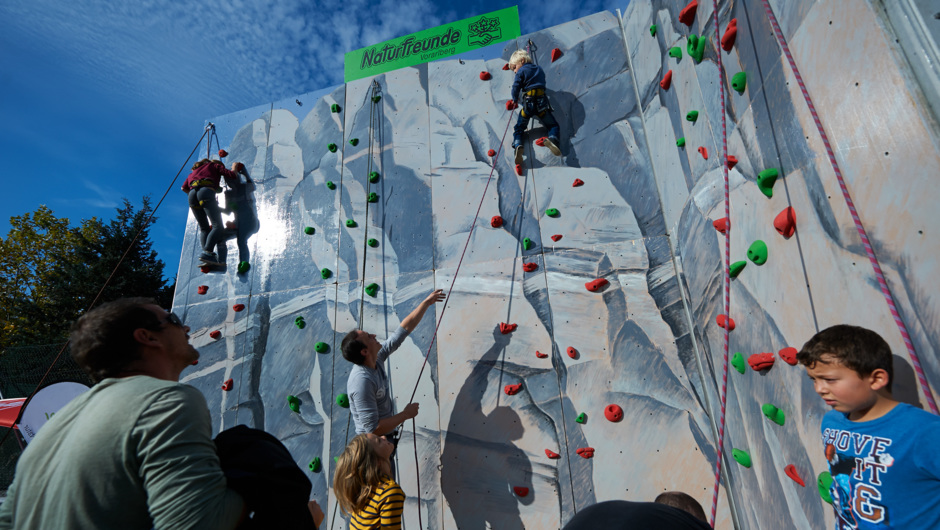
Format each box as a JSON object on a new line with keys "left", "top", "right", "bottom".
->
{"left": 0, "top": 398, "right": 26, "bottom": 429}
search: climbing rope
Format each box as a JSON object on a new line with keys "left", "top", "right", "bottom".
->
{"left": 759, "top": 0, "right": 937, "bottom": 415}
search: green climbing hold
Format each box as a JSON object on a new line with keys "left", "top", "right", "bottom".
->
{"left": 729, "top": 260, "right": 746, "bottom": 278}
{"left": 575, "top": 412, "right": 587, "bottom": 424}
{"left": 676, "top": 137, "right": 686, "bottom": 147}
{"left": 295, "top": 316, "right": 306, "bottom": 329}
{"left": 326, "top": 181, "right": 336, "bottom": 190}
{"left": 336, "top": 393, "right": 350, "bottom": 408}
{"left": 346, "top": 219, "right": 357, "bottom": 228}
{"left": 686, "top": 110, "right": 699, "bottom": 123}
{"left": 687, "top": 34, "right": 706, "bottom": 63}
{"left": 369, "top": 171, "right": 380, "bottom": 183}
{"left": 330, "top": 103, "right": 340, "bottom": 113}
{"left": 731, "top": 72, "right": 747, "bottom": 94}
{"left": 757, "top": 168, "right": 779, "bottom": 198}
{"left": 304, "top": 226, "right": 315, "bottom": 235}
{"left": 731, "top": 448, "right": 751, "bottom": 468}
{"left": 372, "top": 95, "right": 381, "bottom": 103}
{"left": 349, "top": 138, "right": 359, "bottom": 146}
{"left": 731, "top": 352, "right": 746, "bottom": 374}
{"left": 818, "top": 471, "right": 833, "bottom": 504}
{"left": 545, "top": 208, "right": 559, "bottom": 217}
{"left": 668, "top": 47, "right": 682, "bottom": 60}
{"left": 365, "top": 283, "right": 379, "bottom": 297}
{"left": 368, "top": 238, "right": 379, "bottom": 247}
{"left": 321, "top": 268, "right": 332, "bottom": 280}
{"left": 761, "top": 403, "right": 786, "bottom": 426}
{"left": 309, "top": 457, "right": 322, "bottom": 472}
{"left": 287, "top": 395, "right": 300, "bottom": 413}
{"left": 367, "top": 192, "right": 378, "bottom": 203}
{"left": 328, "top": 143, "right": 337, "bottom": 153}
{"left": 522, "top": 238, "right": 533, "bottom": 250}
{"left": 315, "top": 341, "right": 329, "bottom": 353}
{"left": 747, "top": 240, "right": 768, "bottom": 265}
{"left": 334, "top": 456, "right": 339, "bottom": 463}
{"left": 237, "top": 261, "right": 250, "bottom": 274}
{"left": 650, "top": 24, "right": 657, "bottom": 37}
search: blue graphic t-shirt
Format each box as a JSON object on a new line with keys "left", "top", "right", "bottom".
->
{"left": 820, "top": 403, "right": 940, "bottom": 529}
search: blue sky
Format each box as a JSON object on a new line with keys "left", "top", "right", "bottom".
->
{"left": 0, "top": 0, "right": 628, "bottom": 283}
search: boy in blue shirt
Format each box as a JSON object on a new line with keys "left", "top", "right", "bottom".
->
{"left": 509, "top": 50, "right": 561, "bottom": 164}
{"left": 798, "top": 324, "right": 940, "bottom": 529}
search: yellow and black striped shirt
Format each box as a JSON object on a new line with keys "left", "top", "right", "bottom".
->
{"left": 350, "top": 477, "right": 405, "bottom": 529}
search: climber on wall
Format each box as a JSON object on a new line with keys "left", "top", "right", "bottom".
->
{"left": 509, "top": 49, "right": 562, "bottom": 165}
{"left": 182, "top": 158, "right": 249, "bottom": 266}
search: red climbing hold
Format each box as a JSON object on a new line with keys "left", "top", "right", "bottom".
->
{"left": 551, "top": 48, "right": 563, "bottom": 62}
{"left": 604, "top": 404, "right": 624, "bottom": 422}
{"left": 506, "top": 100, "right": 518, "bottom": 111}
{"left": 660, "top": 70, "right": 673, "bottom": 90}
{"left": 545, "top": 449, "right": 560, "bottom": 459}
{"left": 779, "top": 347, "right": 798, "bottom": 366}
{"left": 218, "top": 149, "right": 228, "bottom": 158}
{"left": 200, "top": 265, "right": 211, "bottom": 274}
{"left": 504, "top": 383, "right": 522, "bottom": 395}
{"left": 726, "top": 155, "right": 738, "bottom": 169}
{"left": 191, "top": 359, "right": 199, "bottom": 366}
{"left": 233, "top": 304, "right": 246, "bottom": 312}
{"left": 491, "top": 216, "right": 503, "bottom": 228}
{"left": 748, "top": 352, "right": 775, "bottom": 371}
{"left": 572, "top": 178, "right": 584, "bottom": 187}
{"left": 698, "top": 146, "right": 709, "bottom": 159}
{"left": 487, "top": 149, "right": 497, "bottom": 157}
{"left": 576, "top": 447, "right": 595, "bottom": 459}
{"left": 716, "top": 314, "right": 735, "bottom": 331}
{"left": 784, "top": 464, "right": 806, "bottom": 487}
{"left": 480, "top": 71, "right": 491, "bottom": 81}
{"left": 198, "top": 285, "right": 208, "bottom": 295}
{"left": 515, "top": 164, "right": 523, "bottom": 176}
{"left": 502, "top": 63, "right": 511, "bottom": 70}
{"left": 551, "top": 234, "right": 563, "bottom": 242}
{"left": 535, "top": 350, "right": 548, "bottom": 358}
{"left": 499, "top": 322, "right": 517, "bottom": 334}
{"left": 210, "top": 330, "right": 222, "bottom": 340}
{"left": 222, "top": 378, "right": 233, "bottom": 391}
{"left": 713, "top": 217, "right": 729, "bottom": 235}
{"left": 535, "top": 137, "right": 546, "bottom": 147}
{"left": 774, "top": 207, "right": 797, "bottom": 239}
{"left": 721, "top": 18, "right": 738, "bottom": 51}
{"left": 566, "top": 346, "right": 578, "bottom": 359}
{"left": 585, "top": 278, "right": 609, "bottom": 292}
{"left": 679, "top": 0, "right": 699, "bottom": 26}
{"left": 522, "top": 262, "right": 538, "bottom": 272}
{"left": 513, "top": 486, "right": 529, "bottom": 497}
{"left": 225, "top": 221, "right": 236, "bottom": 230}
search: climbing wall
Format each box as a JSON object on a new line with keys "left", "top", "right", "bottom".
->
{"left": 172, "top": 2, "right": 940, "bottom": 529}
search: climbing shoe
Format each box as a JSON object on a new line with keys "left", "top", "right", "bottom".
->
{"left": 514, "top": 145, "right": 524, "bottom": 166}
{"left": 544, "top": 137, "right": 561, "bottom": 156}
{"left": 199, "top": 251, "right": 224, "bottom": 266}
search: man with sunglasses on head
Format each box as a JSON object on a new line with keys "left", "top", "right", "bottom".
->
{"left": 0, "top": 298, "right": 246, "bottom": 529}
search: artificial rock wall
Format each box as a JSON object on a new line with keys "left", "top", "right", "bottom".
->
{"left": 173, "top": 2, "right": 940, "bottom": 529}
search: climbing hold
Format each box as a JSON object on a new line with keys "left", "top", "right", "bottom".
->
{"left": 535, "top": 350, "right": 548, "bottom": 358}
{"left": 731, "top": 72, "right": 747, "bottom": 94}
{"left": 200, "top": 265, "right": 211, "bottom": 274}
{"left": 309, "top": 457, "right": 322, "bottom": 473}
{"left": 545, "top": 449, "right": 560, "bottom": 459}
{"left": 748, "top": 352, "right": 775, "bottom": 371}
{"left": 369, "top": 171, "right": 380, "bottom": 183}
{"left": 817, "top": 472, "right": 833, "bottom": 504}
{"left": 604, "top": 404, "right": 623, "bottom": 422}
{"left": 698, "top": 146, "right": 708, "bottom": 159}
{"left": 779, "top": 347, "right": 798, "bottom": 366}
{"left": 762, "top": 403, "right": 786, "bottom": 426}
{"left": 504, "top": 383, "right": 522, "bottom": 395}
{"left": 326, "top": 181, "right": 336, "bottom": 190}
{"left": 660, "top": 70, "right": 673, "bottom": 90}
{"left": 650, "top": 24, "right": 657, "bottom": 37}
{"left": 238, "top": 261, "right": 250, "bottom": 274}
{"left": 575, "top": 412, "right": 587, "bottom": 424}
{"left": 687, "top": 34, "right": 706, "bottom": 63}
{"left": 757, "top": 168, "right": 779, "bottom": 198}
{"left": 679, "top": 0, "right": 698, "bottom": 26}
{"left": 774, "top": 207, "right": 796, "bottom": 239}
{"left": 491, "top": 216, "right": 504, "bottom": 228}
{"left": 676, "top": 137, "right": 686, "bottom": 147}
{"left": 315, "top": 342, "right": 329, "bottom": 353}
{"left": 349, "top": 138, "right": 359, "bottom": 146}
{"left": 502, "top": 63, "right": 511, "bottom": 70}
{"left": 287, "top": 395, "right": 300, "bottom": 413}
{"left": 367, "top": 192, "right": 378, "bottom": 203}
{"left": 731, "top": 448, "right": 751, "bottom": 468}
{"left": 327, "top": 143, "right": 337, "bottom": 153}
{"left": 535, "top": 137, "right": 546, "bottom": 147}
{"left": 784, "top": 464, "right": 805, "bottom": 487}
{"left": 747, "top": 240, "right": 768, "bottom": 265}
{"left": 506, "top": 100, "right": 518, "bottom": 111}
{"left": 368, "top": 238, "right": 379, "bottom": 247}
{"left": 585, "top": 278, "right": 609, "bottom": 292}
{"left": 566, "top": 346, "right": 578, "bottom": 359}
{"left": 686, "top": 110, "right": 699, "bottom": 123}
{"left": 576, "top": 447, "right": 595, "bottom": 459}
{"left": 668, "top": 47, "right": 682, "bottom": 60}
{"left": 726, "top": 155, "right": 738, "bottom": 169}
{"left": 295, "top": 317, "right": 306, "bottom": 329}
{"left": 218, "top": 149, "right": 228, "bottom": 158}
{"left": 304, "top": 226, "right": 315, "bottom": 235}
{"left": 321, "top": 268, "right": 332, "bottom": 279}
{"left": 336, "top": 393, "right": 350, "bottom": 408}
{"left": 551, "top": 48, "right": 563, "bottom": 62}
{"left": 522, "top": 262, "right": 538, "bottom": 272}
{"left": 372, "top": 95, "right": 381, "bottom": 103}
{"left": 198, "top": 285, "right": 208, "bottom": 295}
{"left": 210, "top": 330, "right": 222, "bottom": 340}
{"left": 331, "top": 103, "right": 341, "bottom": 113}
{"left": 515, "top": 164, "right": 523, "bottom": 176}
{"left": 729, "top": 260, "right": 746, "bottom": 278}
{"left": 722, "top": 18, "right": 738, "bottom": 51}
{"left": 545, "top": 208, "right": 559, "bottom": 217}
{"left": 522, "top": 238, "right": 533, "bottom": 250}
{"left": 233, "top": 304, "right": 246, "bottom": 312}
{"left": 191, "top": 359, "right": 198, "bottom": 366}
{"left": 713, "top": 218, "right": 729, "bottom": 235}
{"left": 499, "top": 322, "right": 517, "bottom": 334}
{"left": 225, "top": 221, "right": 236, "bottom": 230}
{"left": 487, "top": 149, "right": 496, "bottom": 157}
{"left": 514, "top": 486, "right": 530, "bottom": 497}
{"left": 479, "top": 71, "right": 491, "bottom": 81}
{"left": 365, "top": 283, "right": 379, "bottom": 297}
{"left": 551, "top": 234, "right": 563, "bottom": 242}
{"left": 731, "top": 352, "right": 746, "bottom": 374}
{"left": 222, "top": 378, "right": 233, "bottom": 391}
{"left": 572, "top": 178, "right": 584, "bottom": 187}
{"left": 345, "top": 219, "right": 357, "bottom": 228}
{"left": 717, "top": 314, "right": 735, "bottom": 330}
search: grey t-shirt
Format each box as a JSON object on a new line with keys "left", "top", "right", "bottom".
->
{"left": 348, "top": 326, "right": 409, "bottom": 435}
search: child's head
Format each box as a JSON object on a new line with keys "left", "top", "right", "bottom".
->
{"left": 798, "top": 324, "right": 894, "bottom": 415}
{"left": 332, "top": 433, "right": 394, "bottom": 515}
{"left": 509, "top": 50, "right": 532, "bottom": 69}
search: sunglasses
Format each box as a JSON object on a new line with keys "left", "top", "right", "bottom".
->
{"left": 161, "top": 312, "right": 185, "bottom": 328}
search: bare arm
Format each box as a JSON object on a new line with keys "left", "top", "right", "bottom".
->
{"left": 372, "top": 403, "right": 419, "bottom": 435}
{"left": 400, "top": 289, "right": 445, "bottom": 333}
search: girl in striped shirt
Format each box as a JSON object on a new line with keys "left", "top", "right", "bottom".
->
{"left": 334, "top": 433, "right": 405, "bottom": 529}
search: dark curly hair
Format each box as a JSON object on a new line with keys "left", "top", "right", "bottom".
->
{"left": 70, "top": 297, "right": 163, "bottom": 383}
{"left": 797, "top": 324, "right": 893, "bottom": 392}
{"left": 341, "top": 330, "right": 367, "bottom": 366}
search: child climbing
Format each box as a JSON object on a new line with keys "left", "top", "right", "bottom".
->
{"left": 509, "top": 49, "right": 561, "bottom": 166}
{"left": 182, "top": 158, "right": 248, "bottom": 266}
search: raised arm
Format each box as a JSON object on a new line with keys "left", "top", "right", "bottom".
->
{"left": 399, "top": 289, "right": 445, "bottom": 333}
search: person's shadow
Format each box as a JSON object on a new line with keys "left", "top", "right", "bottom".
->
{"left": 218, "top": 171, "right": 260, "bottom": 268}
{"left": 441, "top": 325, "right": 533, "bottom": 529}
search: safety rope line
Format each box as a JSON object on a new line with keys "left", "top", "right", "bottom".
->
{"left": 759, "top": 0, "right": 938, "bottom": 415}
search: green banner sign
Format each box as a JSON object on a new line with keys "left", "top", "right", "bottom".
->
{"left": 344, "top": 6, "right": 521, "bottom": 82}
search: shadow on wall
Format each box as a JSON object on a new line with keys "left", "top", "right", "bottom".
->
{"left": 528, "top": 89, "right": 585, "bottom": 170}
{"left": 892, "top": 354, "right": 924, "bottom": 409}
{"left": 218, "top": 174, "right": 260, "bottom": 269}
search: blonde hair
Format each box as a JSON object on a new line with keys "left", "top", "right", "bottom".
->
{"left": 509, "top": 49, "right": 531, "bottom": 67}
{"left": 333, "top": 434, "right": 389, "bottom": 515}
{"left": 191, "top": 158, "right": 211, "bottom": 171}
